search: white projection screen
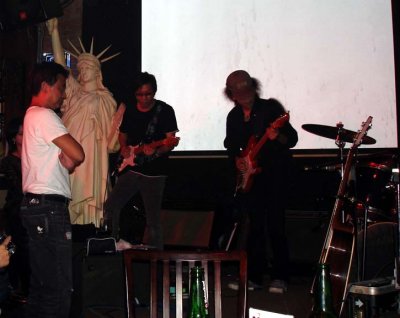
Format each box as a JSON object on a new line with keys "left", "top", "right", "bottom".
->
{"left": 142, "top": 0, "right": 397, "bottom": 151}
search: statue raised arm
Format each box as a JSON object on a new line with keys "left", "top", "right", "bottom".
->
{"left": 46, "top": 18, "right": 66, "bottom": 67}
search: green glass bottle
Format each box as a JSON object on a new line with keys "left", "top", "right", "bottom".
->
{"left": 309, "top": 263, "right": 338, "bottom": 318}
{"left": 188, "top": 266, "right": 209, "bottom": 318}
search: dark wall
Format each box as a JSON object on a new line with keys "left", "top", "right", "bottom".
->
{"left": 162, "top": 156, "right": 336, "bottom": 211}
{"left": 82, "top": 0, "right": 141, "bottom": 105}
{"left": 0, "top": 0, "right": 62, "bottom": 32}
{"left": 0, "top": 27, "right": 38, "bottom": 122}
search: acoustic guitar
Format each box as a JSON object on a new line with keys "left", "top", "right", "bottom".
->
{"left": 315, "top": 116, "right": 373, "bottom": 316}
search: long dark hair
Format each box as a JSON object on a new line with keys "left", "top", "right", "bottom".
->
{"left": 223, "top": 77, "right": 261, "bottom": 101}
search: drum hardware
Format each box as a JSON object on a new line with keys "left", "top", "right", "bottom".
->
{"left": 302, "top": 121, "right": 392, "bottom": 228}
{"left": 354, "top": 161, "right": 397, "bottom": 223}
{"left": 305, "top": 117, "right": 374, "bottom": 316}
{"left": 392, "top": 166, "right": 400, "bottom": 289}
{"left": 353, "top": 163, "right": 398, "bottom": 289}
{"left": 356, "top": 222, "right": 397, "bottom": 280}
{"left": 301, "top": 123, "right": 377, "bottom": 145}
{"left": 302, "top": 121, "right": 376, "bottom": 188}
{"left": 302, "top": 121, "right": 375, "bottom": 222}
{"left": 357, "top": 202, "right": 372, "bottom": 281}
{"left": 302, "top": 120, "right": 400, "bottom": 312}
{"left": 352, "top": 159, "right": 398, "bottom": 282}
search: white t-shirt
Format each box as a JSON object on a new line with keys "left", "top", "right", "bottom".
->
{"left": 22, "top": 106, "right": 71, "bottom": 198}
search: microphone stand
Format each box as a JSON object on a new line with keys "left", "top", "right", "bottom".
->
{"left": 335, "top": 122, "right": 346, "bottom": 220}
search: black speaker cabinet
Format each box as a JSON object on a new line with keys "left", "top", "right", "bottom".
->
{"left": 0, "top": 0, "right": 63, "bottom": 32}
{"left": 80, "top": 254, "right": 127, "bottom": 317}
{"left": 142, "top": 209, "right": 215, "bottom": 249}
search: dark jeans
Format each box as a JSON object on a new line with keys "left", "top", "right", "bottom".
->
{"left": 237, "top": 179, "right": 290, "bottom": 285}
{"left": 104, "top": 171, "right": 166, "bottom": 249}
{"left": 20, "top": 196, "right": 72, "bottom": 318}
{"left": 7, "top": 205, "right": 30, "bottom": 296}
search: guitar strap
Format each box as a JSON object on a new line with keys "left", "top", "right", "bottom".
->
{"left": 144, "top": 102, "right": 163, "bottom": 142}
{"left": 135, "top": 103, "right": 163, "bottom": 166}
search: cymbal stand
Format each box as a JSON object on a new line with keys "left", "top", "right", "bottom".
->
{"left": 335, "top": 122, "right": 346, "bottom": 222}
{"left": 358, "top": 202, "right": 369, "bottom": 281}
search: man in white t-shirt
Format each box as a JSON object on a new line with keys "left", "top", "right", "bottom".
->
{"left": 20, "top": 62, "right": 85, "bottom": 318}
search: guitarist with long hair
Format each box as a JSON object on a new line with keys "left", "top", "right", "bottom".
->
{"left": 104, "top": 72, "right": 179, "bottom": 250}
{"left": 224, "top": 70, "right": 298, "bottom": 293}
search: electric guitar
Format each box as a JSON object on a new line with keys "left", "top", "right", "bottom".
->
{"left": 235, "top": 112, "right": 290, "bottom": 193}
{"left": 117, "top": 136, "right": 180, "bottom": 173}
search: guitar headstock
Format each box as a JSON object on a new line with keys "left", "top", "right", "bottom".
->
{"left": 272, "top": 112, "right": 290, "bottom": 129}
{"left": 353, "top": 116, "right": 373, "bottom": 148}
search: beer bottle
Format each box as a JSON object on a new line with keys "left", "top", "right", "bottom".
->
{"left": 188, "top": 266, "right": 209, "bottom": 318}
{"left": 310, "top": 263, "right": 338, "bottom": 318}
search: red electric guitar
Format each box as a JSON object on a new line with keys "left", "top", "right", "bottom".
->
{"left": 117, "top": 136, "right": 180, "bottom": 173}
{"left": 235, "top": 112, "right": 290, "bottom": 193}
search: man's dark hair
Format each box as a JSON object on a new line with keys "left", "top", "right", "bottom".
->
{"left": 30, "top": 62, "right": 69, "bottom": 96}
{"left": 133, "top": 72, "right": 157, "bottom": 94}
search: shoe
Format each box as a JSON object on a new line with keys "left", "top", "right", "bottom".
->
{"left": 228, "top": 280, "right": 263, "bottom": 291}
{"left": 268, "top": 279, "right": 287, "bottom": 294}
{"left": 116, "top": 238, "right": 134, "bottom": 251}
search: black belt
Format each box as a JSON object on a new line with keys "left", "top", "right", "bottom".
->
{"left": 25, "top": 193, "right": 70, "bottom": 205}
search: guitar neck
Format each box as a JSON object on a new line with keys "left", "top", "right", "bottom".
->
{"left": 326, "top": 146, "right": 355, "bottom": 230}
{"left": 134, "top": 139, "right": 165, "bottom": 155}
{"left": 337, "top": 147, "right": 356, "bottom": 197}
{"left": 249, "top": 113, "right": 289, "bottom": 160}
{"left": 250, "top": 132, "right": 270, "bottom": 160}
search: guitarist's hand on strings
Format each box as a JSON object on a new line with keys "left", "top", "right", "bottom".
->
{"left": 143, "top": 144, "right": 156, "bottom": 156}
{"left": 266, "top": 126, "right": 279, "bottom": 140}
{"left": 267, "top": 125, "right": 290, "bottom": 144}
{"left": 235, "top": 157, "right": 249, "bottom": 172}
{"left": 120, "top": 145, "right": 132, "bottom": 159}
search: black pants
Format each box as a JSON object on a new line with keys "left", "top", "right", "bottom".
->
{"left": 236, "top": 180, "right": 290, "bottom": 285}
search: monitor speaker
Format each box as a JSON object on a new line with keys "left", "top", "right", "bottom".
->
{"left": 143, "top": 209, "right": 215, "bottom": 248}
{"left": 80, "top": 254, "right": 126, "bottom": 317}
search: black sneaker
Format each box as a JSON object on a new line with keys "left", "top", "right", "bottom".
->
{"left": 268, "top": 279, "right": 287, "bottom": 294}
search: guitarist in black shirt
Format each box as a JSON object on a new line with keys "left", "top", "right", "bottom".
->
{"left": 224, "top": 70, "right": 298, "bottom": 293}
{"left": 104, "top": 72, "right": 179, "bottom": 250}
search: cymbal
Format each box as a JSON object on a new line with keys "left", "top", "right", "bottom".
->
{"left": 302, "top": 124, "right": 376, "bottom": 145}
